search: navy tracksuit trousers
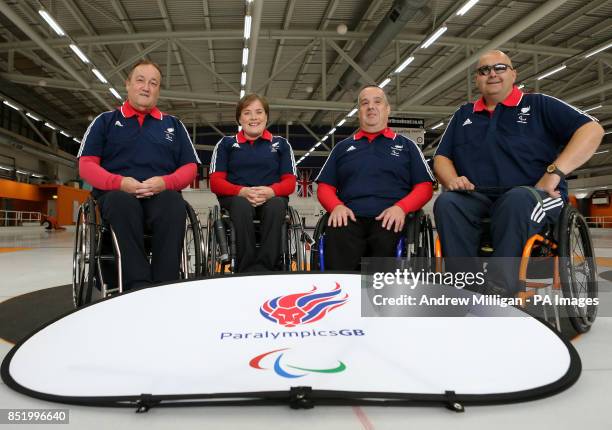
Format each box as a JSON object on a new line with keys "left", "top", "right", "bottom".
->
{"left": 434, "top": 187, "right": 563, "bottom": 296}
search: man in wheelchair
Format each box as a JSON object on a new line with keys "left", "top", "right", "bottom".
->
{"left": 77, "top": 60, "right": 201, "bottom": 290}
{"left": 315, "top": 85, "right": 433, "bottom": 270}
{"left": 433, "top": 50, "right": 604, "bottom": 297}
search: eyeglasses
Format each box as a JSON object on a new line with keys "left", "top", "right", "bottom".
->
{"left": 476, "top": 63, "right": 513, "bottom": 76}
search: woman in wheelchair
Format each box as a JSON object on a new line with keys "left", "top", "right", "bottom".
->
{"left": 210, "top": 94, "right": 296, "bottom": 273}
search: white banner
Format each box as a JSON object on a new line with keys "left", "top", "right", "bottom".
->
{"left": 6, "top": 274, "right": 573, "bottom": 400}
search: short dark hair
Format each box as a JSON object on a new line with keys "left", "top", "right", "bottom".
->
{"left": 236, "top": 93, "right": 269, "bottom": 123}
{"left": 127, "top": 60, "right": 163, "bottom": 81}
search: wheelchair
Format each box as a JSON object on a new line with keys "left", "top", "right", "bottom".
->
{"left": 434, "top": 204, "right": 598, "bottom": 334}
{"left": 204, "top": 205, "right": 310, "bottom": 274}
{"left": 72, "top": 197, "right": 204, "bottom": 308}
{"left": 309, "top": 209, "right": 435, "bottom": 271}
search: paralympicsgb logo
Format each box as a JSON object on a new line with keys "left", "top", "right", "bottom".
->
{"left": 260, "top": 283, "right": 348, "bottom": 327}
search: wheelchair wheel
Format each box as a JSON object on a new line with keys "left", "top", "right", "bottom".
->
{"left": 418, "top": 214, "right": 435, "bottom": 271}
{"left": 181, "top": 203, "right": 203, "bottom": 279}
{"left": 206, "top": 206, "right": 235, "bottom": 275}
{"left": 205, "top": 207, "right": 218, "bottom": 275}
{"left": 310, "top": 213, "right": 329, "bottom": 271}
{"left": 72, "top": 200, "right": 97, "bottom": 308}
{"left": 558, "top": 206, "right": 598, "bottom": 333}
{"left": 286, "top": 207, "right": 308, "bottom": 271}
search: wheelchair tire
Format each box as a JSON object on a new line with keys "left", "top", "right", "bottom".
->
{"left": 72, "top": 201, "right": 97, "bottom": 308}
{"left": 205, "top": 207, "right": 218, "bottom": 275}
{"left": 182, "top": 203, "right": 203, "bottom": 279}
{"left": 287, "top": 207, "right": 307, "bottom": 271}
{"left": 558, "top": 206, "right": 598, "bottom": 333}
{"left": 419, "top": 214, "right": 436, "bottom": 271}
{"left": 310, "top": 213, "right": 329, "bottom": 271}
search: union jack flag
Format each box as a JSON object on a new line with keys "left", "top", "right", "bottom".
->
{"left": 296, "top": 168, "right": 314, "bottom": 198}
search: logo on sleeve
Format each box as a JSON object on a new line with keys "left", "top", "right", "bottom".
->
{"left": 114, "top": 121, "right": 123, "bottom": 127}
{"left": 346, "top": 145, "right": 356, "bottom": 152}
{"left": 462, "top": 118, "right": 472, "bottom": 126}
{"left": 271, "top": 142, "right": 280, "bottom": 153}
{"left": 232, "top": 142, "right": 241, "bottom": 149}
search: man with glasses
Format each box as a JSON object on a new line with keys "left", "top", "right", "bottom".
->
{"left": 433, "top": 50, "right": 603, "bottom": 296}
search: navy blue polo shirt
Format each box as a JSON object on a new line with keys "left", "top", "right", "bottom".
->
{"left": 209, "top": 129, "right": 296, "bottom": 186}
{"left": 77, "top": 102, "right": 201, "bottom": 185}
{"left": 316, "top": 128, "right": 434, "bottom": 217}
{"left": 435, "top": 86, "right": 596, "bottom": 198}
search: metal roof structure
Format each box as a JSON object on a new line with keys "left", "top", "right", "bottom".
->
{"left": 0, "top": 0, "right": 609, "bottom": 171}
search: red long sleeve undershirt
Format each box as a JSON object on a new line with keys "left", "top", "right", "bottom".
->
{"left": 210, "top": 171, "right": 296, "bottom": 197}
{"left": 78, "top": 156, "right": 197, "bottom": 191}
{"left": 317, "top": 181, "right": 433, "bottom": 214}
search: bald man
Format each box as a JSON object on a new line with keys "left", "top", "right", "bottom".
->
{"left": 433, "top": 50, "right": 604, "bottom": 296}
{"left": 316, "top": 85, "right": 434, "bottom": 270}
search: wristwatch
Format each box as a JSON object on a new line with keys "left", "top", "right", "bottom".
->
{"left": 546, "top": 163, "right": 566, "bottom": 180}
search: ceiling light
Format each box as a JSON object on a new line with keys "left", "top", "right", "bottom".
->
{"left": 26, "top": 112, "right": 41, "bottom": 121}
{"left": 38, "top": 10, "right": 65, "bottom": 36}
{"left": 244, "top": 15, "right": 252, "bottom": 40}
{"left": 456, "top": 0, "right": 479, "bottom": 16}
{"left": 394, "top": 56, "right": 415, "bottom": 74}
{"left": 3, "top": 100, "right": 20, "bottom": 111}
{"left": 240, "top": 89, "right": 245, "bottom": 98}
{"left": 73, "top": 138, "right": 81, "bottom": 143}
{"left": 537, "top": 65, "right": 566, "bottom": 80}
{"left": 583, "top": 104, "right": 602, "bottom": 113}
{"left": 241, "top": 72, "right": 247, "bottom": 86}
{"left": 314, "top": 142, "right": 322, "bottom": 147}
{"left": 584, "top": 42, "right": 612, "bottom": 58}
{"left": 92, "top": 68, "right": 108, "bottom": 84}
{"left": 44, "top": 122, "right": 56, "bottom": 130}
{"left": 594, "top": 150, "right": 609, "bottom": 155}
{"left": 242, "top": 48, "right": 249, "bottom": 66}
{"left": 347, "top": 108, "right": 358, "bottom": 117}
{"left": 322, "top": 135, "right": 329, "bottom": 142}
{"left": 379, "top": 78, "right": 391, "bottom": 88}
{"left": 336, "top": 119, "right": 346, "bottom": 127}
{"left": 421, "top": 26, "right": 447, "bottom": 49}
{"left": 431, "top": 122, "right": 444, "bottom": 130}
{"left": 60, "top": 131, "right": 71, "bottom": 137}
{"left": 328, "top": 127, "right": 337, "bottom": 134}
{"left": 69, "top": 44, "right": 90, "bottom": 64}
{"left": 518, "top": 84, "right": 525, "bottom": 89}
{"left": 109, "top": 88, "right": 122, "bottom": 100}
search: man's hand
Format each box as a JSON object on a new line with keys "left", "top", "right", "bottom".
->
{"left": 137, "top": 176, "right": 166, "bottom": 198}
{"left": 251, "top": 186, "right": 275, "bottom": 205}
{"left": 120, "top": 177, "right": 144, "bottom": 195}
{"left": 375, "top": 205, "right": 405, "bottom": 232}
{"left": 328, "top": 204, "right": 356, "bottom": 228}
{"left": 445, "top": 176, "right": 475, "bottom": 191}
{"left": 535, "top": 173, "right": 561, "bottom": 198}
{"left": 238, "top": 187, "right": 263, "bottom": 207}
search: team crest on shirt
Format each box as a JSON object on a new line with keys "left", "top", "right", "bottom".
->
{"left": 271, "top": 142, "right": 280, "bottom": 153}
{"left": 390, "top": 143, "right": 404, "bottom": 157}
{"left": 517, "top": 106, "right": 530, "bottom": 124}
{"left": 164, "top": 127, "right": 175, "bottom": 142}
